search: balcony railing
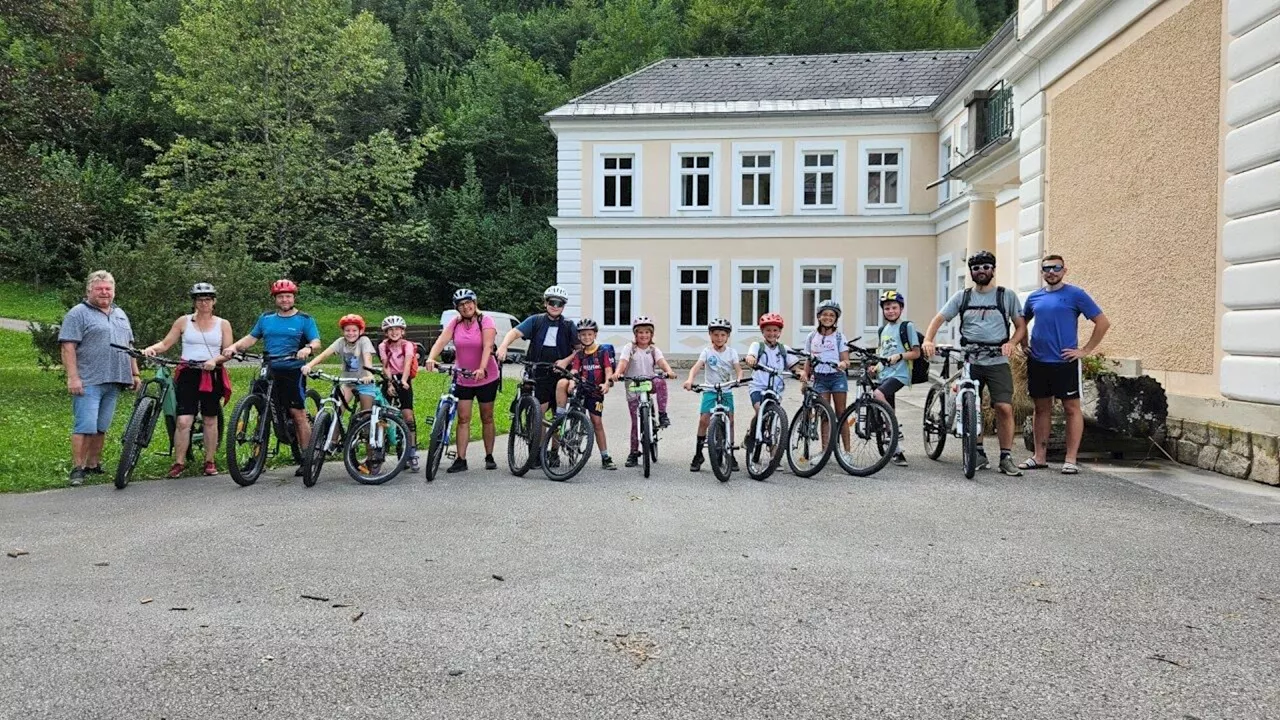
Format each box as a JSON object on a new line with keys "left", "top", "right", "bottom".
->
{"left": 979, "top": 84, "right": 1014, "bottom": 151}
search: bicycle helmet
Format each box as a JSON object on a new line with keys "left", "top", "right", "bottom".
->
{"left": 758, "top": 313, "right": 784, "bottom": 329}
{"left": 338, "top": 313, "right": 366, "bottom": 332}
{"left": 189, "top": 282, "right": 217, "bottom": 297}
{"left": 381, "top": 315, "right": 406, "bottom": 330}
{"left": 879, "top": 290, "right": 905, "bottom": 307}
{"left": 632, "top": 315, "right": 655, "bottom": 331}
{"left": 816, "top": 299, "right": 841, "bottom": 318}
{"left": 708, "top": 318, "right": 733, "bottom": 332}
{"left": 967, "top": 250, "right": 997, "bottom": 268}
{"left": 544, "top": 285, "right": 569, "bottom": 302}
{"left": 452, "top": 288, "right": 477, "bottom": 307}
{"left": 576, "top": 318, "right": 598, "bottom": 332}
{"left": 270, "top": 279, "right": 298, "bottom": 296}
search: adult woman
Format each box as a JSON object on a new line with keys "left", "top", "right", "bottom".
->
{"left": 143, "top": 282, "right": 234, "bottom": 477}
{"left": 425, "top": 288, "right": 500, "bottom": 473}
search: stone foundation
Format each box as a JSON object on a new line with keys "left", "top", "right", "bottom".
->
{"left": 1164, "top": 419, "right": 1280, "bottom": 486}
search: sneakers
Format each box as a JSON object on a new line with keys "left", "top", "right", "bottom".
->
{"left": 976, "top": 449, "right": 990, "bottom": 470}
{"left": 624, "top": 452, "right": 640, "bottom": 467}
{"left": 891, "top": 452, "right": 908, "bottom": 467}
{"left": 998, "top": 455, "right": 1023, "bottom": 477}
{"left": 203, "top": 461, "right": 218, "bottom": 476}
{"left": 294, "top": 466, "right": 306, "bottom": 477}
{"left": 166, "top": 463, "right": 185, "bottom": 479}
{"left": 545, "top": 454, "right": 561, "bottom": 469}
{"left": 729, "top": 455, "right": 740, "bottom": 472}
{"left": 68, "top": 467, "right": 86, "bottom": 486}
{"left": 689, "top": 453, "right": 704, "bottom": 472}
{"left": 446, "top": 458, "right": 467, "bottom": 474}
{"left": 484, "top": 454, "right": 497, "bottom": 470}
{"left": 408, "top": 455, "right": 420, "bottom": 473}
{"left": 86, "top": 465, "right": 105, "bottom": 475}
{"left": 658, "top": 412, "right": 671, "bottom": 429}
{"left": 601, "top": 454, "right": 617, "bottom": 471}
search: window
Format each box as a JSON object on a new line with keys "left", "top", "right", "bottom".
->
{"left": 958, "top": 121, "right": 970, "bottom": 154}
{"left": 938, "top": 258, "right": 954, "bottom": 341}
{"left": 800, "top": 266, "right": 836, "bottom": 326}
{"left": 678, "top": 155, "right": 712, "bottom": 209}
{"left": 939, "top": 138, "right": 952, "bottom": 204}
{"left": 678, "top": 267, "right": 711, "bottom": 328}
{"left": 866, "top": 151, "right": 901, "bottom": 207}
{"left": 738, "top": 267, "right": 772, "bottom": 328}
{"left": 595, "top": 144, "right": 642, "bottom": 215}
{"left": 600, "top": 267, "right": 633, "bottom": 328}
{"left": 740, "top": 154, "right": 773, "bottom": 208}
{"left": 862, "top": 265, "right": 901, "bottom": 331}
{"left": 602, "top": 155, "right": 634, "bottom": 210}
{"left": 858, "top": 140, "right": 909, "bottom": 214}
{"left": 802, "top": 153, "right": 836, "bottom": 207}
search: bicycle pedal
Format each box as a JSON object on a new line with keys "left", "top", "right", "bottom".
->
{"left": 446, "top": 450, "right": 457, "bottom": 459}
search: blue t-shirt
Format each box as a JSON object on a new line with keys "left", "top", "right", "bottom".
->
{"left": 877, "top": 321, "right": 917, "bottom": 384}
{"left": 1023, "top": 284, "right": 1102, "bottom": 363}
{"left": 250, "top": 311, "right": 320, "bottom": 369}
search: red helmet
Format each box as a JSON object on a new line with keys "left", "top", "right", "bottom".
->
{"left": 270, "top": 279, "right": 298, "bottom": 296}
{"left": 758, "top": 312, "right": 785, "bottom": 329}
{"left": 338, "top": 314, "right": 366, "bottom": 332}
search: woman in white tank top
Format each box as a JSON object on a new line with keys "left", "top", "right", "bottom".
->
{"left": 143, "top": 282, "right": 235, "bottom": 478}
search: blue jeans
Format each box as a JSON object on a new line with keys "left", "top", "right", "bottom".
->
{"left": 72, "top": 383, "right": 123, "bottom": 435}
{"left": 811, "top": 372, "right": 848, "bottom": 395}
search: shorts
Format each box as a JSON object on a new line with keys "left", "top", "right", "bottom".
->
{"left": 71, "top": 383, "right": 123, "bottom": 435}
{"left": 270, "top": 367, "right": 307, "bottom": 410}
{"left": 533, "top": 376, "right": 558, "bottom": 405}
{"left": 700, "top": 390, "right": 735, "bottom": 414}
{"left": 876, "top": 378, "right": 906, "bottom": 408}
{"left": 175, "top": 369, "right": 222, "bottom": 417}
{"left": 354, "top": 383, "right": 379, "bottom": 399}
{"left": 581, "top": 393, "right": 605, "bottom": 417}
{"left": 455, "top": 378, "right": 500, "bottom": 404}
{"left": 811, "top": 372, "right": 848, "bottom": 395}
{"left": 970, "top": 363, "right": 1014, "bottom": 406}
{"left": 1027, "top": 359, "right": 1082, "bottom": 400}
{"left": 385, "top": 380, "right": 414, "bottom": 410}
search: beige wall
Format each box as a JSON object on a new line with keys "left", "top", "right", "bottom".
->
{"left": 1043, "top": 0, "right": 1221, "bottom": 376}
{"left": 995, "top": 198, "right": 1019, "bottom": 290}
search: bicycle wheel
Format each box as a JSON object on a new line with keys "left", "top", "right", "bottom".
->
{"left": 923, "top": 386, "right": 948, "bottom": 460}
{"left": 115, "top": 396, "right": 158, "bottom": 489}
{"left": 287, "top": 389, "right": 323, "bottom": 463}
{"left": 344, "top": 412, "right": 411, "bottom": 485}
{"left": 303, "top": 409, "right": 333, "bottom": 488}
{"left": 707, "top": 414, "right": 732, "bottom": 483}
{"left": 506, "top": 395, "right": 540, "bottom": 477}
{"left": 786, "top": 401, "right": 835, "bottom": 478}
{"left": 746, "top": 402, "right": 788, "bottom": 481}
{"left": 640, "top": 404, "right": 652, "bottom": 478}
{"left": 541, "top": 410, "right": 594, "bottom": 482}
{"left": 961, "top": 393, "right": 979, "bottom": 480}
{"left": 228, "top": 394, "right": 268, "bottom": 487}
{"left": 424, "top": 402, "right": 450, "bottom": 482}
{"left": 834, "top": 398, "right": 898, "bottom": 477}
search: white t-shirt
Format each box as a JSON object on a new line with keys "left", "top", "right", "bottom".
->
{"left": 698, "top": 345, "right": 739, "bottom": 386}
{"left": 746, "top": 341, "right": 797, "bottom": 393}
{"left": 619, "top": 342, "right": 665, "bottom": 379}
{"left": 805, "top": 329, "right": 846, "bottom": 375}
{"left": 542, "top": 326, "right": 559, "bottom": 347}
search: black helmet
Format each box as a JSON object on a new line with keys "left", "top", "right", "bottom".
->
{"left": 968, "top": 250, "right": 997, "bottom": 268}
{"left": 576, "top": 318, "right": 598, "bottom": 331}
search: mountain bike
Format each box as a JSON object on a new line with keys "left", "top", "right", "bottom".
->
{"left": 742, "top": 365, "right": 792, "bottom": 481}
{"left": 922, "top": 343, "right": 1004, "bottom": 479}
{"left": 689, "top": 379, "right": 747, "bottom": 483}
{"left": 342, "top": 366, "right": 412, "bottom": 485}
{"left": 506, "top": 360, "right": 557, "bottom": 476}
{"left": 301, "top": 370, "right": 360, "bottom": 487}
{"left": 832, "top": 340, "right": 900, "bottom": 477}
{"left": 226, "top": 353, "right": 322, "bottom": 487}
{"left": 540, "top": 365, "right": 597, "bottom": 482}
{"left": 110, "top": 344, "right": 221, "bottom": 489}
{"left": 785, "top": 352, "right": 838, "bottom": 478}
{"left": 624, "top": 374, "right": 672, "bottom": 478}
{"left": 423, "top": 364, "right": 477, "bottom": 482}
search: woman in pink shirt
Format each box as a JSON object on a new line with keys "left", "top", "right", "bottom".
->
{"left": 425, "top": 289, "right": 500, "bottom": 473}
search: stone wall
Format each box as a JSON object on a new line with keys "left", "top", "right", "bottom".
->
{"left": 1164, "top": 420, "right": 1280, "bottom": 486}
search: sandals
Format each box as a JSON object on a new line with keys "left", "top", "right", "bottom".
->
{"left": 1018, "top": 458, "right": 1049, "bottom": 470}
{"left": 1061, "top": 462, "right": 1079, "bottom": 475}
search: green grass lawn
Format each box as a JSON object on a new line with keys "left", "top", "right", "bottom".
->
{"left": 305, "top": 289, "right": 439, "bottom": 331}
{"left": 0, "top": 329, "right": 514, "bottom": 493}
{"left": 0, "top": 280, "right": 64, "bottom": 323}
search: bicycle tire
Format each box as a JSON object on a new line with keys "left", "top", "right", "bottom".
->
{"left": 746, "top": 402, "right": 788, "bottom": 481}
{"left": 507, "top": 395, "right": 539, "bottom": 477}
{"left": 540, "top": 410, "right": 593, "bottom": 482}
{"left": 923, "top": 386, "right": 948, "bottom": 460}
{"left": 640, "top": 404, "right": 652, "bottom": 478}
{"left": 303, "top": 409, "right": 333, "bottom": 488}
{"left": 786, "top": 401, "right": 835, "bottom": 478}
{"left": 228, "top": 394, "right": 268, "bottom": 487}
{"left": 344, "top": 412, "right": 410, "bottom": 485}
{"left": 834, "top": 398, "right": 898, "bottom": 477}
{"left": 424, "top": 402, "right": 450, "bottom": 482}
{"left": 962, "top": 392, "right": 979, "bottom": 480}
{"left": 115, "top": 396, "right": 158, "bottom": 489}
{"left": 707, "top": 414, "right": 732, "bottom": 483}
{"left": 288, "top": 389, "right": 323, "bottom": 463}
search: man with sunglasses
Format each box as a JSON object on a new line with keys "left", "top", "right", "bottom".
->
{"left": 497, "top": 285, "right": 579, "bottom": 413}
{"left": 923, "top": 250, "right": 1027, "bottom": 476}
{"left": 1019, "top": 254, "right": 1110, "bottom": 475}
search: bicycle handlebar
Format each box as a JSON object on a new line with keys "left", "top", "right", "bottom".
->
{"left": 307, "top": 370, "right": 361, "bottom": 384}
{"left": 111, "top": 344, "right": 208, "bottom": 369}
{"left": 749, "top": 364, "right": 799, "bottom": 380}
{"left": 432, "top": 364, "right": 478, "bottom": 379}
{"left": 688, "top": 379, "right": 747, "bottom": 393}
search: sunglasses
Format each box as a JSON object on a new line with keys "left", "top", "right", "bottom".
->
{"left": 545, "top": 299, "right": 565, "bottom": 308}
{"left": 969, "top": 264, "right": 995, "bottom": 272}
{"left": 1041, "top": 264, "right": 1065, "bottom": 273}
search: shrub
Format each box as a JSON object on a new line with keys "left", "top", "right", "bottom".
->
{"left": 28, "top": 321, "right": 64, "bottom": 370}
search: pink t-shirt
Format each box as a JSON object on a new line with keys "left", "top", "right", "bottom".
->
{"left": 379, "top": 338, "right": 416, "bottom": 378}
{"left": 448, "top": 314, "right": 499, "bottom": 387}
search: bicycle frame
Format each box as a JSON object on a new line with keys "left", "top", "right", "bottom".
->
{"left": 431, "top": 368, "right": 468, "bottom": 456}
{"left": 748, "top": 367, "right": 787, "bottom": 446}
{"left": 931, "top": 347, "right": 988, "bottom": 438}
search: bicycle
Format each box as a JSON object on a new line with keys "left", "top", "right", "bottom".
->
{"left": 688, "top": 379, "right": 748, "bottom": 483}
{"left": 784, "top": 352, "right": 839, "bottom": 478}
{"left": 832, "top": 340, "right": 900, "bottom": 477}
{"left": 921, "top": 343, "right": 1004, "bottom": 479}
{"left": 623, "top": 374, "right": 673, "bottom": 478}
{"left": 226, "top": 352, "right": 322, "bottom": 487}
{"left": 342, "top": 366, "right": 412, "bottom": 485}
{"left": 539, "top": 365, "right": 599, "bottom": 482}
{"left": 506, "top": 360, "right": 558, "bottom": 476}
{"left": 109, "top": 344, "right": 222, "bottom": 489}
{"left": 422, "top": 364, "right": 477, "bottom": 482}
{"left": 741, "top": 365, "right": 792, "bottom": 482}
{"left": 301, "top": 370, "right": 361, "bottom": 487}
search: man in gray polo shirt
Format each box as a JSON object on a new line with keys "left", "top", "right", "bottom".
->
{"left": 59, "top": 270, "right": 140, "bottom": 486}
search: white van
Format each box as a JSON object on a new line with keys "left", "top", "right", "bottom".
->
{"left": 439, "top": 309, "right": 529, "bottom": 362}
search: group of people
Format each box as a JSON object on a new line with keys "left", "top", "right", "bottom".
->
{"left": 57, "top": 249, "right": 1107, "bottom": 487}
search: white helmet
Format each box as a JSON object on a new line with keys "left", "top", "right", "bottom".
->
{"left": 708, "top": 318, "right": 733, "bottom": 332}
{"left": 452, "top": 288, "right": 477, "bottom": 306}
{"left": 189, "top": 282, "right": 217, "bottom": 297}
{"left": 543, "top": 285, "right": 569, "bottom": 302}
{"left": 816, "top": 299, "right": 842, "bottom": 319}
{"left": 381, "top": 315, "right": 407, "bottom": 330}
{"left": 631, "top": 315, "right": 655, "bottom": 330}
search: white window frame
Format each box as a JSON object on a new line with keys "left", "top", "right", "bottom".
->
{"left": 794, "top": 140, "right": 846, "bottom": 214}
{"left": 669, "top": 143, "right": 720, "bottom": 216}
{"left": 958, "top": 121, "right": 970, "bottom": 155}
{"left": 593, "top": 260, "right": 641, "bottom": 331}
{"left": 938, "top": 134, "right": 953, "bottom": 205}
{"left": 937, "top": 253, "right": 955, "bottom": 342}
{"left": 858, "top": 139, "right": 910, "bottom": 215}
{"left": 857, "top": 257, "right": 909, "bottom": 337}
{"left": 731, "top": 141, "right": 782, "bottom": 216}
{"left": 730, "top": 260, "right": 781, "bottom": 334}
{"left": 792, "top": 260, "right": 844, "bottom": 343}
{"left": 593, "top": 144, "right": 642, "bottom": 216}
{"left": 670, "top": 261, "right": 721, "bottom": 334}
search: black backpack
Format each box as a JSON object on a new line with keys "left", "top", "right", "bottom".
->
{"left": 957, "top": 286, "right": 1011, "bottom": 343}
{"left": 878, "top": 322, "right": 930, "bottom": 385}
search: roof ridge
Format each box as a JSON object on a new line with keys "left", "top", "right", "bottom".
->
{"left": 659, "top": 48, "right": 979, "bottom": 63}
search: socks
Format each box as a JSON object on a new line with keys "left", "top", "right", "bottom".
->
{"left": 695, "top": 435, "right": 706, "bottom": 454}
{"left": 1000, "top": 449, "right": 1011, "bottom": 460}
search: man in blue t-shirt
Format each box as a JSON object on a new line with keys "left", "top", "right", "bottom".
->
{"left": 1019, "top": 254, "right": 1111, "bottom": 475}
{"left": 496, "top": 284, "right": 578, "bottom": 410}
{"left": 223, "top": 280, "right": 322, "bottom": 468}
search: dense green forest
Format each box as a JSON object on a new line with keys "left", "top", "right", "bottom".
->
{"left": 0, "top": 0, "right": 1014, "bottom": 318}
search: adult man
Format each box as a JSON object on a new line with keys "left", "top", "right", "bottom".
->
{"left": 1019, "top": 254, "right": 1111, "bottom": 475}
{"left": 222, "top": 279, "right": 321, "bottom": 474}
{"left": 59, "top": 271, "right": 141, "bottom": 486}
{"left": 922, "top": 250, "right": 1028, "bottom": 476}
{"left": 496, "top": 285, "right": 578, "bottom": 413}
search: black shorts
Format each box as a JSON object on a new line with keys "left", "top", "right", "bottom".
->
{"left": 1027, "top": 359, "right": 1082, "bottom": 400}
{"left": 270, "top": 367, "right": 307, "bottom": 410}
{"left": 174, "top": 368, "right": 222, "bottom": 417}
{"left": 385, "top": 379, "right": 414, "bottom": 411}
{"left": 455, "top": 378, "right": 500, "bottom": 404}
{"left": 580, "top": 392, "right": 604, "bottom": 417}
{"left": 876, "top": 378, "right": 906, "bottom": 408}
{"left": 533, "top": 376, "right": 558, "bottom": 405}
{"left": 970, "top": 363, "right": 1015, "bottom": 406}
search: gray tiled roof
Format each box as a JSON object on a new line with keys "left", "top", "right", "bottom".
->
{"left": 570, "top": 49, "right": 978, "bottom": 106}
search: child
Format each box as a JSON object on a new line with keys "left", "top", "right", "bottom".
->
{"left": 377, "top": 315, "right": 419, "bottom": 472}
{"left": 682, "top": 318, "right": 744, "bottom": 472}
{"left": 745, "top": 312, "right": 805, "bottom": 409}
{"left": 612, "top": 315, "right": 676, "bottom": 468}
{"left": 303, "top": 314, "right": 377, "bottom": 414}
{"left": 802, "top": 300, "right": 850, "bottom": 452}
{"left": 555, "top": 318, "right": 616, "bottom": 470}
{"left": 873, "top": 290, "right": 921, "bottom": 467}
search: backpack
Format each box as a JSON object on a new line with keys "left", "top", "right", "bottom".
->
{"left": 599, "top": 343, "right": 616, "bottom": 369}
{"left": 879, "top": 322, "right": 929, "bottom": 385}
{"left": 957, "top": 286, "right": 1011, "bottom": 344}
